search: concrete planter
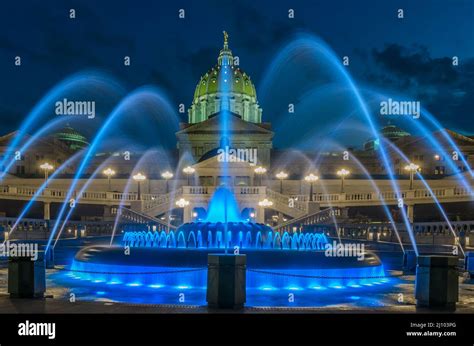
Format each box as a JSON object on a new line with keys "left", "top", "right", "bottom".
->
{"left": 207, "top": 254, "right": 246, "bottom": 309}
{"left": 415, "top": 255, "right": 458, "bottom": 309}
{"left": 8, "top": 256, "right": 46, "bottom": 298}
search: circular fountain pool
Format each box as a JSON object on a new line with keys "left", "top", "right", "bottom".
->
{"left": 67, "top": 187, "right": 389, "bottom": 305}
{"left": 70, "top": 245, "right": 386, "bottom": 291}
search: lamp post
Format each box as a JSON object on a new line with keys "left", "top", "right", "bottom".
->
{"left": 133, "top": 172, "right": 146, "bottom": 200}
{"left": 405, "top": 163, "right": 419, "bottom": 190}
{"left": 103, "top": 168, "right": 116, "bottom": 191}
{"left": 336, "top": 168, "right": 350, "bottom": 193}
{"left": 304, "top": 173, "right": 319, "bottom": 202}
{"left": 40, "top": 162, "right": 54, "bottom": 182}
{"left": 254, "top": 166, "right": 267, "bottom": 186}
{"left": 275, "top": 171, "right": 288, "bottom": 194}
{"left": 182, "top": 166, "right": 195, "bottom": 186}
{"left": 161, "top": 171, "right": 173, "bottom": 193}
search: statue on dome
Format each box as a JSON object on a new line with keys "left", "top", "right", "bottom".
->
{"left": 223, "top": 31, "right": 229, "bottom": 46}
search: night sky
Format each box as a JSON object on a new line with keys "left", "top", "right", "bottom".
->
{"left": 1, "top": 0, "right": 473, "bottom": 149}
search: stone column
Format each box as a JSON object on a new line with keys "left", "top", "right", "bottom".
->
{"left": 256, "top": 206, "right": 265, "bottom": 223}
{"left": 307, "top": 202, "right": 320, "bottom": 215}
{"left": 407, "top": 204, "right": 415, "bottom": 223}
{"left": 183, "top": 205, "right": 191, "bottom": 224}
{"left": 103, "top": 205, "right": 114, "bottom": 221}
{"left": 43, "top": 202, "right": 51, "bottom": 221}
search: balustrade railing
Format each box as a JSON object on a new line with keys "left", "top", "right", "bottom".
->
{"left": 117, "top": 207, "right": 175, "bottom": 230}
{"left": 266, "top": 189, "right": 307, "bottom": 212}
{"left": 0, "top": 184, "right": 471, "bottom": 208}
{"left": 272, "top": 207, "right": 344, "bottom": 233}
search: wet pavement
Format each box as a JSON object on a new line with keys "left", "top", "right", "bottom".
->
{"left": 0, "top": 267, "right": 473, "bottom": 313}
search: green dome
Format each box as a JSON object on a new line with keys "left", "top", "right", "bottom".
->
{"left": 364, "top": 123, "right": 410, "bottom": 151}
{"left": 380, "top": 124, "right": 410, "bottom": 141}
{"left": 188, "top": 31, "right": 262, "bottom": 124}
{"left": 53, "top": 124, "right": 89, "bottom": 151}
{"left": 194, "top": 66, "right": 257, "bottom": 100}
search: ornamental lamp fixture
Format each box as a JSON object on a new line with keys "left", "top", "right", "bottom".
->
{"left": 132, "top": 172, "right": 146, "bottom": 200}
{"left": 175, "top": 198, "right": 190, "bottom": 208}
{"left": 258, "top": 199, "right": 273, "bottom": 207}
{"left": 304, "top": 173, "right": 319, "bottom": 201}
{"left": 336, "top": 169, "right": 350, "bottom": 193}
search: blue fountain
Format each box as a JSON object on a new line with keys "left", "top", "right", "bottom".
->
{"left": 70, "top": 187, "right": 386, "bottom": 295}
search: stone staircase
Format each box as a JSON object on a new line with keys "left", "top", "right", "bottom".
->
{"left": 135, "top": 188, "right": 183, "bottom": 218}
{"left": 118, "top": 206, "right": 177, "bottom": 230}
{"left": 134, "top": 186, "right": 308, "bottom": 222}
{"left": 265, "top": 188, "right": 307, "bottom": 219}
{"left": 272, "top": 207, "right": 346, "bottom": 233}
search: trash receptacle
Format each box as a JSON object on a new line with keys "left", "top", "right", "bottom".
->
{"left": 207, "top": 254, "right": 246, "bottom": 309}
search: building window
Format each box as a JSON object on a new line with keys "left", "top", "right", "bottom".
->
{"left": 434, "top": 166, "right": 445, "bottom": 175}
{"left": 235, "top": 176, "right": 250, "bottom": 186}
{"left": 217, "top": 176, "right": 232, "bottom": 186}
{"left": 413, "top": 155, "right": 424, "bottom": 161}
{"left": 199, "top": 176, "right": 213, "bottom": 186}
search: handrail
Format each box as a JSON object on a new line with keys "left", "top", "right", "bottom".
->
{"left": 0, "top": 184, "right": 472, "bottom": 206}
{"left": 117, "top": 206, "right": 176, "bottom": 230}
{"left": 272, "top": 207, "right": 344, "bottom": 232}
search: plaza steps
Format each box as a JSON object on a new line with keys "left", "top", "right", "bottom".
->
{"left": 118, "top": 206, "right": 176, "bottom": 231}
{"left": 265, "top": 188, "right": 307, "bottom": 219}
{"left": 134, "top": 189, "right": 183, "bottom": 219}
{"left": 272, "top": 207, "right": 346, "bottom": 233}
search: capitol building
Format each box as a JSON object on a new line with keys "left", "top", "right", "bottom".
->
{"left": 0, "top": 33, "right": 473, "bottom": 232}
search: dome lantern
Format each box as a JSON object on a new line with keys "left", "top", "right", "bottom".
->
{"left": 218, "top": 31, "right": 233, "bottom": 67}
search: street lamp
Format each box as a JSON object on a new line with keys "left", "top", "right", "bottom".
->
{"left": 304, "top": 173, "right": 319, "bottom": 201}
{"left": 336, "top": 168, "right": 350, "bottom": 193}
{"left": 40, "top": 162, "right": 54, "bottom": 182}
{"left": 133, "top": 172, "right": 146, "bottom": 200}
{"left": 103, "top": 168, "right": 116, "bottom": 191}
{"left": 182, "top": 166, "right": 195, "bottom": 186}
{"left": 254, "top": 166, "right": 267, "bottom": 186}
{"left": 161, "top": 170, "right": 173, "bottom": 193}
{"left": 275, "top": 171, "right": 288, "bottom": 194}
{"left": 404, "top": 163, "right": 419, "bottom": 190}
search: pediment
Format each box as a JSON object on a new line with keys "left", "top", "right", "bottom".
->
{"left": 177, "top": 112, "right": 272, "bottom": 135}
{"left": 193, "top": 152, "right": 256, "bottom": 172}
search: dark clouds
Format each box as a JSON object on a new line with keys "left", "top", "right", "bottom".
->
{"left": 0, "top": 0, "right": 473, "bottom": 148}
{"left": 372, "top": 44, "right": 458, "bottom": 87}
{"left": 365, "top": 44, "right": 474, "bottom": 132}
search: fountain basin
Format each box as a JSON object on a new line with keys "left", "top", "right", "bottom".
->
{"left": 70, "top": 245, "right": 386, "bottom": 291}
